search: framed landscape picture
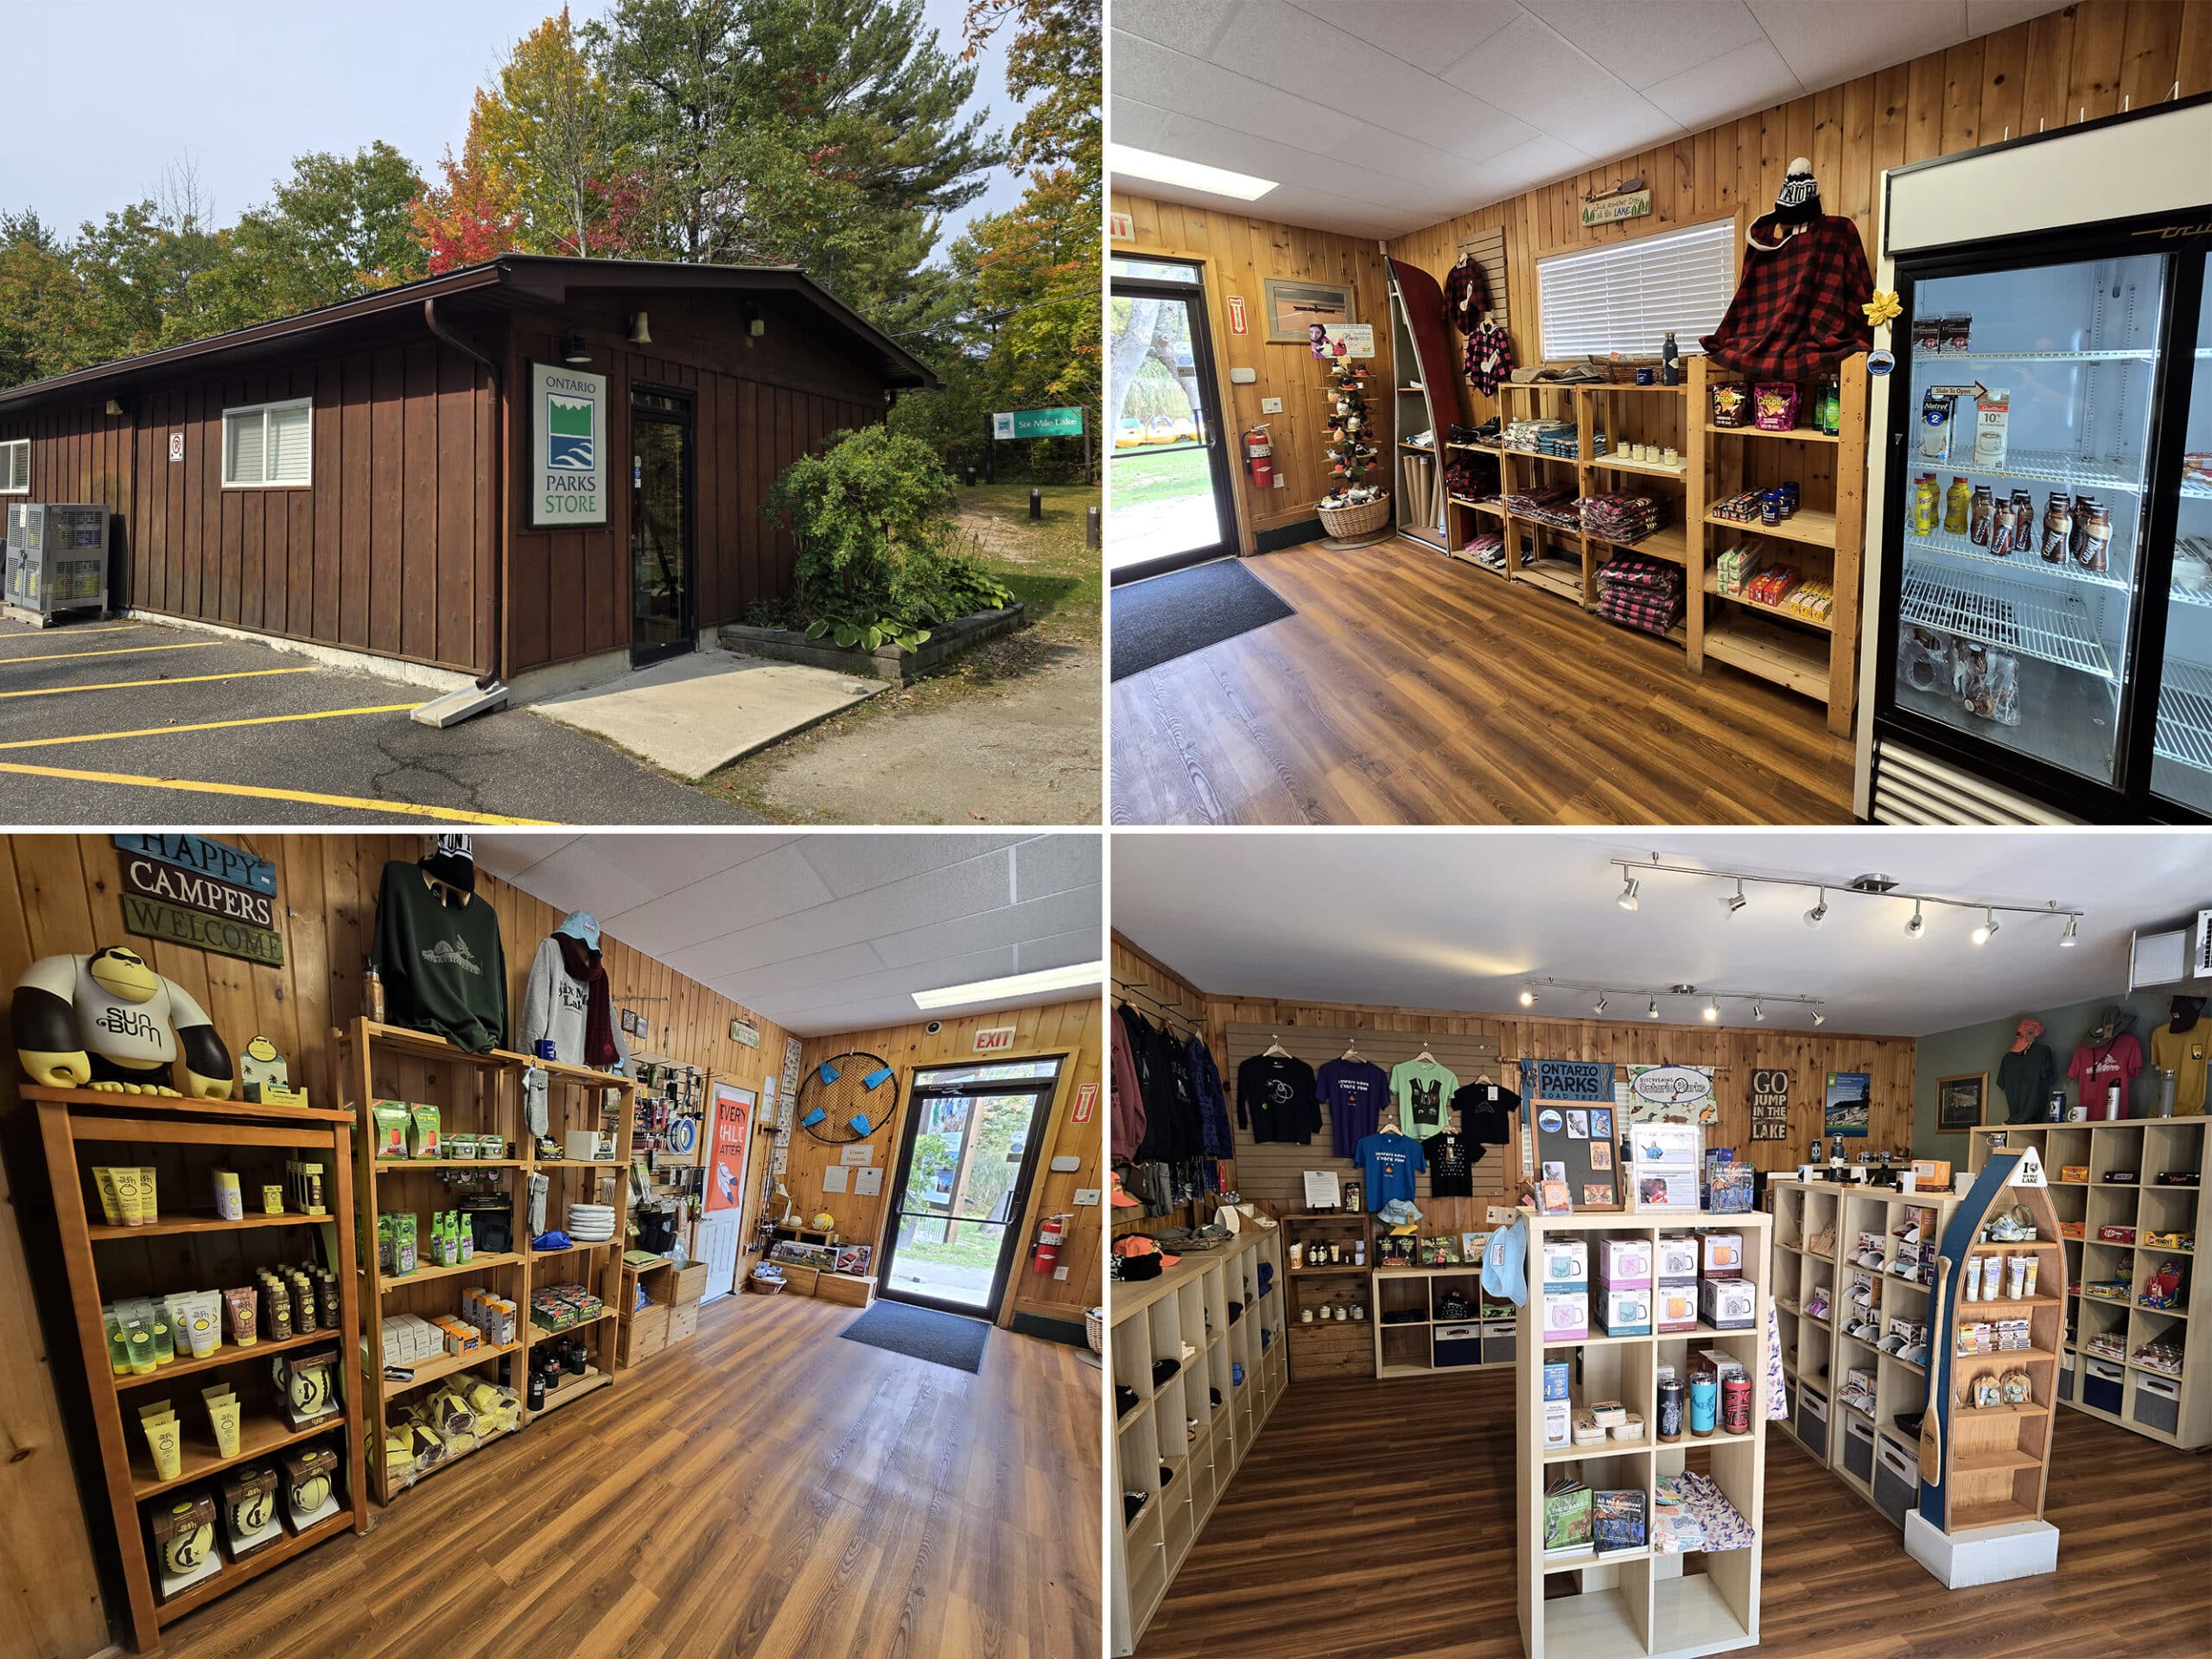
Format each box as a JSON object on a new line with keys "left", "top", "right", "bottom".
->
{"left": 1262, "top": 276, "right": 1356, "bottom": 343}
{"left": 1936, "top": 1072, "right": 1988, "bottom": 1135}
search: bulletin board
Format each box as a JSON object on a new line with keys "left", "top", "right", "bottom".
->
{"left": 1525, "top": 1059, "right": 1621, "bottom": 1211}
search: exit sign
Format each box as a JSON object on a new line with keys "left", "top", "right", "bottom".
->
{"left": 974, "top": 1026, "right": 1018, "bottom": 1053}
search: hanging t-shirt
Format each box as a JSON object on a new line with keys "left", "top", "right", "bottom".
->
{"left": 1319, "top": 1057, "right": 1391, "bottom": 1160}
{"left": 1424, "top": 1130, "right": 1475, "bottom": 1197}
{"left": 1995, "top": 1044, "right": 2058, "bottom": 1124}
{"left": 1392, "top": 1058, "right": 1459, "bottom": 1139}
{"left": 2068, "top": 1034, "right": 2143, "bottom": 1119}
{"left": 1354, "top": 1129, "right": 1426, "bottom": 1211}
{"left": 1452, "top": 1081, "right": 1521, "bottom": 1145}
{"left": 1236, "top": 1052, "right": 1319, "bottom": 1144}
{"left": 2149, "top": 1022, "right": 2209, "bottom": 1116}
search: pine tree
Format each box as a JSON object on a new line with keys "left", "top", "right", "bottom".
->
{"left": 1321, "top": 356, "right": 1381, "bottom": 505}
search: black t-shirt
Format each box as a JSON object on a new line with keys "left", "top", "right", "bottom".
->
{"left": 1452, "top": 1082, "right": 1520, "bottom": 1145}
{"left": 1236, "top": 1052, "right": 1319, "bottom": 1143}
{"left": 1424, "top": 1130, "right": 1475, "bottom": 1197}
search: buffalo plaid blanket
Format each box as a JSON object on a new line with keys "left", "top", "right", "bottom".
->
{"left": 1700, "top": 214, "right": 1873, "bottom": 378}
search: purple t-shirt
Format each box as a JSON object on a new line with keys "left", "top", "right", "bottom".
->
{"left": 1319, "top": 1058, "right": 1391, "bottom": 1159}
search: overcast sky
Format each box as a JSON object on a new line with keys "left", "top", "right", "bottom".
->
{"left": 0, "top": 0, "right": 1022, "bottom": 257}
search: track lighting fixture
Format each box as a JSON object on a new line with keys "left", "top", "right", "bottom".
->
{"left": 1609, "top": 858, "right": 2079, "bottom": 943}
{"left": 1813, "top": 1008, "right": 1827, "bottom": 1026}
{"left": 1905, "top": 900, "right": 1926, "bottom": 940}
{"left": 1647, "top": 998, "right": 1659, "bottom": 1020}
{"left": 1593, "top": 994, "right": 1607, "bottom": 1015}
{"left": 2060, "top": 917, "right": 2078, "bottom": 947}
{"left": 1803, "top": 890, "right": 1827, "bottom": 929}
{"left": 1971, "top": 908, "right": 1999, "bottom": 945}
{"left": 1618, "top": 876, "right": 1640, "bottom": 912}
{"left": 1702, "top": 997, "right": 1719, "bottom": 1022}
{"left": 1720, "top": 880, "right": 1747, "bottom": 916}
{"left": 1520, "top": 986, "right": 1536, "bottom": 1007}
{"left": 1751, "top": 1001, "right": 1765, "bottom": 1022}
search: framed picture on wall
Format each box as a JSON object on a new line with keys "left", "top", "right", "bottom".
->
{"left": 1936, "top": 1072, "right": 1988, "bottom": 1135}
{"left": 1262, "top": 276, "right": 1356, "bottom": 343}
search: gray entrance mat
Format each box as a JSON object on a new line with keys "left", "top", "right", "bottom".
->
{"left": 838, "top": 1300, "right": 989, "bottom": 1373}
{"left": 1111, "top": 558, "right": 1294, "bottom": 681}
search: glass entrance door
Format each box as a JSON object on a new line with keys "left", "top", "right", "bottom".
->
{"left": 2151, "top": 252, "right": 2212, "bottom": 817}
{"left": 630, "top": 391, "right": 694, "bottom": 666}
{"left": 1109, "top": 257, "right": 1236, "bottom": 583}
{"left": 875, "top": 1058, "right": 1064, "bottom": 1318}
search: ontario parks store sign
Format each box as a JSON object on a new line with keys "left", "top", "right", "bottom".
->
{"left": 531, "top": 362, "right": 608, "bottom": 526}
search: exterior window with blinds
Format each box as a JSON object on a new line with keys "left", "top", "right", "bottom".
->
{"left": 221, "top": 397, "right": 313, "bottom": 487}
{"left": 0, "top": 438, "right": 27, "bottom": 494}
{"left": 1537, "top": 219, "right": 1738, "bottom": 361}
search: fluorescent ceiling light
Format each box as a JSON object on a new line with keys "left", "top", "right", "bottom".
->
{"left": 912, "top": 961, "right": 1103, "bottom": 1011}
{"left": 1108, "top": 143, "right": 1277, "bottom": 201}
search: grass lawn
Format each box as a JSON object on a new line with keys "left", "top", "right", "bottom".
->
{"left": 898, "top": 1227, "right": 1005, "bottom": 1273}
{"left": 1109, "top": 444, "right": 1209, "bottom": 512}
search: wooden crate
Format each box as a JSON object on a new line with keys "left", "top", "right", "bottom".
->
{"left": 779, "top": 1263, "right": 823, "bottom": 1297}
{"left": 665, "top": 1262, "right": 710, "bottom": 1305}
{"left": 665, "top": 1302, "right": 701, "bottom": 1345}
{"left": 817, "top": 1272, "right": 874, "bottom": 1308}
{"left": 620, "top": 1304, "right": 671, "bottom": 1367}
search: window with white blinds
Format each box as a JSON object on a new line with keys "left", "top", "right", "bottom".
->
{"left": 1537, "top": 219, "right": 1738, "bottom": 361}
{"left": 0, "top": 438, "right": 27, "bottom": 494}
{"left": 221, "top": 397, "right": 313, "bottom": 487}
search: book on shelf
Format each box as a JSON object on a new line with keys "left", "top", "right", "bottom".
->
{"left": 1543, "top": 1477, "right": 1592, "bottom": 1553}
{"left": 1592, "top": 1488, "right": 1648, "bottom": 1554}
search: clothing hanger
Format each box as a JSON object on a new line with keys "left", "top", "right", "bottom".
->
{"left": 1263, "top": 1034, "right": 1290, "bottom": 1058}
{"left": 1414, "top": 1043, "right": 1437, "bottom": 1065}
{"left": 417, "top": 867, "right": 473, "bottom": 907}
{"left": 1341, "top": 1039, "right": 1364, "bottom": 1062}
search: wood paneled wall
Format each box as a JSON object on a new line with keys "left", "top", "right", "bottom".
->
{"left": 1109, "top": 199, "right": 1394, "bottom": 553}
{"left": 1388, "top": 0, "right": 2212, "bottom": 429}
{"left": 1109, "top": 931, "right": 1209, "bottom": 1238}
{"left": 795, "top": 998, "right": 1103, "bottom": 1331}
{"left": 0, "top": 831, "right": 802, "bottom": 1659}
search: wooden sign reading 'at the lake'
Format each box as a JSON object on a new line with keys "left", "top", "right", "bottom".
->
{"left": 113, "top": 833, "right": 283, "bottom": 965}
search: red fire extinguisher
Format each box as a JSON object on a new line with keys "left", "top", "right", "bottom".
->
{"left": 1032, "top": 1212, "right": 1069, "bottom": 1274}
{"left": 1244, "top": 424, "right": 1273, "bottom": 491}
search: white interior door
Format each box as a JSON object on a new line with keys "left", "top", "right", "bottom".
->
{"left": 696, "top": 1211, "right": 740, "bottom": 1305}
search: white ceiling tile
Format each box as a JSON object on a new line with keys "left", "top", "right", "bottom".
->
{"left": 1163, "top": 111, "right": 1436, "bottom": 209}
{"left": 1013, "top": 836, "right": 1102, "bottom": 904}
{"left": 1014, "top": 929, "right": 1104, "bottom": 974}
{"left": 797, "top": 833, "right": 1022, "bottom": 899}
{"left": 597, "top": 842, "right": 837, "bottom": 955}
{"left": 1109, "top": 94, "right": 1180, "bottom": 150}
{"left": 1283, "top": 0, "right": 1522, "bottom": 68}
{"left": 1965, "top": 0, "right": 2068, "bottom": 38}
{"left": 1642, "top": 36, "right": 1806, "bottom": 133}
{"left": 1109, "top": 0, "right": 1244, "bottom": 58}
{"left": 1461, "top": 130, "right": 1598, "bottom": 197}
{"left": 1110, "top": 29, "right": 1366, "bottom": 155}
{"left": 1748, "top": 0, "right": 1968, "bottom": 92}
{"left": 1446, "top": 13, "right": 1683, "bottom": 164}
{"left": 1322, "top": 124, "right": 1488, "bottom": 196}
{"left": 1521, "top": 0, "right": 1765, "bottom": 92}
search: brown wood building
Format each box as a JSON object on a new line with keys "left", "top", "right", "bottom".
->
{"left": 0, "top": 257, "right": 935, "bottom": 683}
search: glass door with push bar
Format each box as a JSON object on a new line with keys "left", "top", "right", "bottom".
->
{"left": 875, "top": 1058, "right": 1065, "bottom": 1319}
{"left": 2151, "top": 253, "right": 2212, "bottom": 817}
{"left": 631, "top": 390, "right": 695, "bottom": 667}
{"left": 1109, "top": 257, "right": 1236, "bottom": 583}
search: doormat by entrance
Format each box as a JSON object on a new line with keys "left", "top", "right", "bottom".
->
{"left": 839, "top": 1300, "right": 988, "bottom": 1373}
{"left": 1110, "top": 558, "right": 1294, "bottom": 681}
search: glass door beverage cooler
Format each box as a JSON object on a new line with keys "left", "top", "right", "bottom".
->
{"left": 1858, "top": 96, "right": 2212, "bottom": 823}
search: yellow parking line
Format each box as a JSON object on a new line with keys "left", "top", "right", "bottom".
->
{"left": 0, "top": 623, "right": 143, "bottom": 639}
{"left": 0, "top": 666, "right": 317, "bottom": 701}
{"left": 0, "top": 640, "right": 223, "bottom": 664}
{"left": 0, "top": 760, "right": 556, "bottom": 825}
{"left": 0, "top": 703, "right": 423, "bottom": 752}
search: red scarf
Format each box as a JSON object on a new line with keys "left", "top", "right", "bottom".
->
{"left": 556, "top": 933, "right": 620, "bottom": 1067}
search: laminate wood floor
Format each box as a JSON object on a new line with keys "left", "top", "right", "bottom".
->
{"left": 1135, "top": 1365, "right": 2211, "bottom": 1658}
{"left": 1110, "top": 542, "right": 1857, "bottom": 824}
{"left": 157, "top": 1294, "right": 1100, "bottom": 1659}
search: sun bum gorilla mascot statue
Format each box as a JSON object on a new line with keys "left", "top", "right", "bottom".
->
{"left": 13, "top": 946, "right": 233, "bottom": 1097}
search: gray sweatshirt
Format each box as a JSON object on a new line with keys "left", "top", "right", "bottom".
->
{"left": 518, "top": 937, "right": 629, "bottom": 1072}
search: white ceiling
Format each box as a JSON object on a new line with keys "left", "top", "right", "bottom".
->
{"left": 474, "top": 834, "right": 1100, "bottom": 1037}
{"left": 1110, "top": 1, "right": 2069, "bottom": 238}
{"left": 1111, "top": 831, "right": 2209, "bottom": 1037}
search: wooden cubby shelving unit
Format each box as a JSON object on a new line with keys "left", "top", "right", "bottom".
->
{"left": 1767, "top": 1177, "right": 1961, "bottom": 1530}
{"left": 1436, "top": 357, "right": 1867, "bottom": 736}
{"left": 1926, "top": 1157, "right": 2064, "bottom": 1534}
{"left": 1968, "top": 1120, "right": 2209, "bottom": 1449}
{"left": 33, "top": 1088, "right": 371, "bottom": 1653}
{"left": 1282, "top": 1210, "right": 1375, "bottom": 1381}
{"left": 1110, "top": 1224, "right": 1287, "bottom": 1657}
{"left": 1370, "top": 1255, "right": 1516, "bottom": 1378}
{"left": 1515, "top": 1209, "right": 1770, "bottom": 1659}
{"left": 342, "top": 1018, "right": 636, "bottom": 1504}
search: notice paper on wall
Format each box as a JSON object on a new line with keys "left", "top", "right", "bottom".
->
{"left": 1303, "top": 1169, "right": 1342, "bottom": 1210}
{"left": 840, "top": 1145, "right": 873, "bottom": 1166}
{"left": 855, "top": 1167, "right": 884, "bottom": 1197}
{"left": 821, "top": 1166, "right": 848, "bottom": 1192}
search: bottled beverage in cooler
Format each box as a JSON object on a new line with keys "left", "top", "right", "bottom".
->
{"left": 1918, "top": 390, "right": 1955, "bottom": 460}
{"left": 1912, "top": 474, "right": 1938, "bottom": 534}
{"left": 1969, "top": 485, "right": 1995, "bottom": 546}
{"left": 2070, "top": 495, "right": 2098, "bottom": 562}
{"left": 2077, "top": 502, "right": 2112, "bottom": 572}
{"left": 2040, "top": 492, "right": 2072, "bottom": 563}
{"left": 1945, "top": 476, "right": 1971, "bottom": 535}
{"left": 1990, "top": 491, "right": 2017, "bottom": 555}
{"left": 2011, "top": 491, "right": 2037, "bottom": 556}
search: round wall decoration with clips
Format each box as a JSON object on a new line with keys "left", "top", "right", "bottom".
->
{"left": 797, "top": 1051, "right": 899, "bottom": 1145}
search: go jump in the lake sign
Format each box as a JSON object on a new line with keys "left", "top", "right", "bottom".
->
{"left": 532, "top": 362, "right": 607, "bottom": 526}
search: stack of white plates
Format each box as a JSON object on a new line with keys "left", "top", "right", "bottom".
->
{"left": 567, "top": 1204, "right": 615, "bottom": 1243}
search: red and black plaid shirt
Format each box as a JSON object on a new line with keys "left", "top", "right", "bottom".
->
{"left": 1443, "top": 257, "right": 1491, "bottom": 332}
{"left": 1700, "top": 214, "right": 1873, "bottom": 379}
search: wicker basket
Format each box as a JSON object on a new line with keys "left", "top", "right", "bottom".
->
{"left": 1317, "top": 493, "right": 1391, "bottom": 538}
{"left": 1085, "top": 1306, "right": 1103, "bottom": 1355}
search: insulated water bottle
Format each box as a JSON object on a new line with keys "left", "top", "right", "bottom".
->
{"left": 1689, "top": 1374, "right": 1717, "bottom": 1437}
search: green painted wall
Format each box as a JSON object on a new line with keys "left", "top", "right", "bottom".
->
{"left": 1910, "top": 988, "right": 2184, "bottom": 1157}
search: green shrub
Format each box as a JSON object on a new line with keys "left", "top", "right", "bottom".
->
{"left": 765, "top": 425, "right": 1013, "bottom": 652}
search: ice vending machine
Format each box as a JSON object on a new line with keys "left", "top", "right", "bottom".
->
{"left": 1855, "top": 95, "right": 2212, "bottom": 823}
{"left": 3, "top": 503, "right": 110, "bottom": 621}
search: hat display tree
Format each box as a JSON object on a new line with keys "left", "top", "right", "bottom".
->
{"left": 1109, "top": 1221, "right": 1287, "bottom": 1656}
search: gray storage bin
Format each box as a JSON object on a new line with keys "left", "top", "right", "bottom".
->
{"left": 2132, "top": 1375, "right": 2181, "bottom": 1436}
{"left": 1842, "top": 1414, "right": 1875, "bottom": 1483}
{"left": 1482, "top": 1319, "right": 1516, "bottom": 1366}
{"left": 1796, "top": 1381, "right": 1829, "bottom": 1453}
{"left": 1872, "top": 1435, "right": 1918, "bottom": 1529}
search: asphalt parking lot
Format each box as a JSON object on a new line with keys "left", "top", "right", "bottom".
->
{"left": 0, "top": 614, "right": 758, "bottom": 824}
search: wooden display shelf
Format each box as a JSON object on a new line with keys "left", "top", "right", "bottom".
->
{"left": 22, "top": 1084, "right": 353, "bottom": 1124}
{"left": 381, "top": 1339, "right": 520, "bottom": 1396}
{"left": 1702, "top": 612, "right": 1831, "bottom": 700}
{"left": 1516, "top": 561, "right": 1586, "bottom": 604}
{"left": 373, "top": 1157, "right": 527, "bottom": 1169}
{"left": 110, "top": 1326, "right": 329, "bottom": 1392}
{"left": 88, "top": 1208, "right": 328, "bottom": 1242}
{"left": 153, "top": 1507, "right": 354, "bottom": 1628}
{"left": 535, "top": 1366, "right": 613, "bottom": 1414}
{"left": 1706, "top": 422, "right": 1841, "bottom": 444}
{"left": 1589, "top": 522, "right": 1688, "bottom": 563}
{"left": 378, "top": 1250, "right": 522, "bottom": 1293}
{"left": 525, "top": 1306, "right": 620, "bottom": 1346}
{"left": 1700, "top": 573, "right": 1834, "bottom": 632}
{"left": 1587, "top": 454, "right": 1690, "bottom": 481}
{"left": 1700, "top": 506, "right": 1838, "bottom": 550}
{"left": 130, "top": 1409, "right": 342, "bottom": 1499}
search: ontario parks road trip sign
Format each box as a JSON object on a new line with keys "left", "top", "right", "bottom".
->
{"left": 531, "top": 362, "right": 607, "bottom": 526}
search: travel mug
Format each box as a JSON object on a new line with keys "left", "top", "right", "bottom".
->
{"left": 1689, "top": 1374, "right": 1717, "bottom": 1436}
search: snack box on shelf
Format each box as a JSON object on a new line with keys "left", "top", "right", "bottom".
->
{"left": 2099, "top": 1225, "right": 2139, "bottom": 1244}
{"left": 2060, "top": 1166, "right": 2090, "bottom": 1184}
{"left": 2154, "top": 1170, "right": 2202, "bottom": 1186}
{"left": 1912, "top": 1158, "right": 1953, "bottom": 1190}
{"left": 2104, "top": 1171, "right": 2139, "bottom": 1184}
{"left": 2143, "top": 1230, "right": 2194, "bottom": 1252}
{"left": 2060, "top": 1222, "right": 2085, "bottom": 1239}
